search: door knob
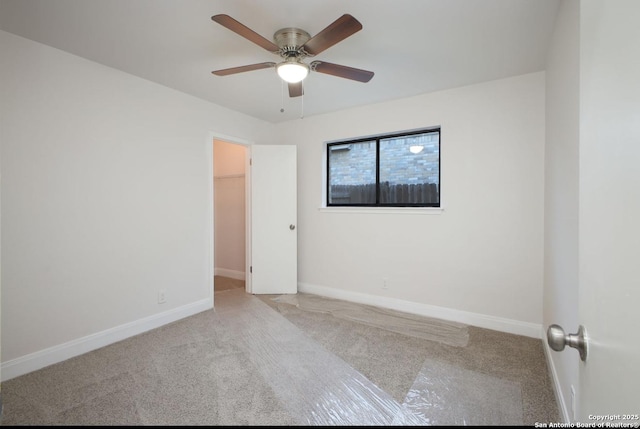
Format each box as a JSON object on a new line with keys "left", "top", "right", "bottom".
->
{"left": 547, "top": 324, "right": 588, "bottom": 362}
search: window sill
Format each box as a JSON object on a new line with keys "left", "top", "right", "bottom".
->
{"left": 319, "top": 206, "right": 444, "bottom": 215}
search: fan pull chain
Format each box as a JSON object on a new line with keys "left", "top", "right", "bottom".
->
{"left": 300, "top": 81, "right": 304, "bottom": 119}
{"left": 280, "top": 79, "right": 285, "bottom": 113}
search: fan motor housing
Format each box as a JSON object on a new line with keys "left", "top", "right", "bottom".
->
{"left": 274, "top": 28, "right": 311, "bottom": 57}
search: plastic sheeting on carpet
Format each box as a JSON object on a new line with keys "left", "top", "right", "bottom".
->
{"left": 270, "top": 293, "right": 469, "bottom": 347}
{"left": 403, "top": 358, "right": 524, "bottom": 425}
{"left": 214, "top": 289, "right": 427, "bottom": 425}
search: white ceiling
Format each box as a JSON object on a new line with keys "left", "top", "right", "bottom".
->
{"left": 0, "top": 0, "right": 560, "bottom": 123}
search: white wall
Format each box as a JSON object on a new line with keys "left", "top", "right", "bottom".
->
{"left": 274, "top": 72, "right": 546, "bottom": 335}
{"left": 213, "top": 140, "right": 246, "bottom": 279}
{"left": 543, "top": 0, "right": 580, "bottom": 422}
{"left": 0, "top": 30, "right": 271, "bottom": 379}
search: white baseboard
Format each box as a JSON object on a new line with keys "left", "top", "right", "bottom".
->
{"left": 541, "top": 328, "right": 571, "bottom": 423}
{"left": 2, "top": 283, "right": 543, "bottom": 382}
{"left": 214, "top": 268, "right": 245, "bottom": 280}
{"left": 297, "top": 282, "right": 542, "bottom": 339}
{"left": 1, "top": 298, "right": 212, "bottom": 382}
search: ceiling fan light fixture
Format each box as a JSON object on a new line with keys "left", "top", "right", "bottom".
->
{"left": 276, "top": 59, "right": 309, "bottom": 83}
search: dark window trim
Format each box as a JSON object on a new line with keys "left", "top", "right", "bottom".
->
{"left": 326, "top": 127, "right": 441, "bottom": 208}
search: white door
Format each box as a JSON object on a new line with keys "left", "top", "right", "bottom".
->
{"left": 577, "top": 0, "right": 640, "bottom": 420}
{"left": 248, "top": 144, "right": 297, "bottom": 294}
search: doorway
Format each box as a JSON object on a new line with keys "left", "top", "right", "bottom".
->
{"left": 213, "top": 139, "right": 248, "bottom": 294}
{"left": 209, "top": 135, "right": 298, "bottom": 301}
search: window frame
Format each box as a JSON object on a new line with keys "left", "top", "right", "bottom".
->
{"left": 325, "top": 127, "right": 441, "bottom": 208}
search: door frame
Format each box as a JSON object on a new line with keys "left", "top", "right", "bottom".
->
{"left": 208, "top": 131, "right": 254, "bottom": 306}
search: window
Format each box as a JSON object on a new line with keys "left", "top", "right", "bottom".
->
{"left": 327, "top": 128, "right": 440, "bottom": 207}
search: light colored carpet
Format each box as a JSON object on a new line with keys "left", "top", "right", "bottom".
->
{"left": 0, "top": 277, "right": 559, "bottom": 425}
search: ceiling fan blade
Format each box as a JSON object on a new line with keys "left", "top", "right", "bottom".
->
{"left": 211, "top": 14, "right": 280, "bottom": 53}
{"left": 288, "top": 82, "right": 303, "bottom": 98}
{"left": 302, "top": 14, "right": 362, "bottom": 56}
{"left": 212, "top": 62, "right": 276, "bottom": 76}
{"left": 311, "top": 61, "right": 374, "bottom": 83}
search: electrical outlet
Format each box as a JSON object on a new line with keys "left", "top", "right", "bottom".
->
{"left": 383, "top": 278, "right": 389, "bottom": 289}
{"left": 158, "top": 290, "right": 166, "bottom": 304}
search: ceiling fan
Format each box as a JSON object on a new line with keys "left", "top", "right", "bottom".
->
{"left": 210, "top": 14, "right": 374, "bottom": 98}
